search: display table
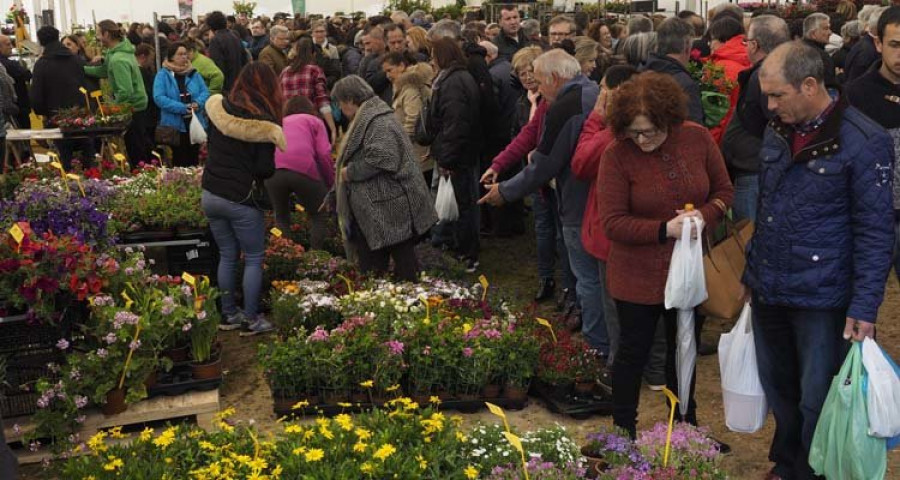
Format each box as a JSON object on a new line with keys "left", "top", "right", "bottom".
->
{"left": 3, "top": 127, "right": 127, "bottom": 172}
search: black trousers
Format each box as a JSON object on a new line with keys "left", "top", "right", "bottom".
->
{"left": 170, "top": 132, "right": 200, "bottom": 167}
{"left": 265, "top": 169, "right": 329, "bottom": 250}
{"left": 125, "top": 109, "right": 152, "bottom": 168}
{"left": 612, "top": 300, "right": 701, "bottom": 437}
{"left": 351, "top": 234, "right": 419, "bottom": 282}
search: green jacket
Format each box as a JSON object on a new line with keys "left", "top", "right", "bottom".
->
{"left": 191, "top": 52, "right": 224, "bottom": 96}
{"left": 84, "top": 40, "right": 148, "bottom": 112}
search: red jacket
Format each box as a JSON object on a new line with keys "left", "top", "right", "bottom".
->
{"left": 598, "top": 123, "right": 734, "bottom": 305}
{"left": 490, "top": 100, "right": 549, "bottom": 173}
{"left": 571, "top": 110, "right": 614, "bottom": 261}
{"left": 708, "top": 35, "right": 751, "bottom": 144}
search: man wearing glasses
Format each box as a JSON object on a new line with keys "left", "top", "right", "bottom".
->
{"left": 548, "top": 16, "right": 576, "bottom": 46}
{"left": 722, "top": 15, "right": 791, "bottom": 222}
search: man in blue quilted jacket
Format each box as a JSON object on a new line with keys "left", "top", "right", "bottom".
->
{"left": 743, "top": 40, "right": 895, "bottom": 480}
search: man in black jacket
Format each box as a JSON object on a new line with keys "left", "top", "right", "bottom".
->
{"left": 0, "top": 35, "right": 31, "bottom": 128}
{"left": 30, "top": 26, "right": 95, "bottom": 168}
{"left": 207, "top": 11, "right": 247, "bottom": 93}
{"left": 493, "top": 5, "right": 526, "bottom": 62}
{"left": 846, "top": 6, "right": 900, "bottom": 282}
{"left": 357, "top": 25, "right": 392, "bottom": 103}
{"left": 722, "top": 15, "right": 790, "bottom": 222}
{"left": 643, "top": 18, "right": 705, "bottom": 125}
{"left": 844, "top": 6, "right": 886, "bottom": 83}
{"left": 802, "top": 13, "right": 838, "bottom": 86}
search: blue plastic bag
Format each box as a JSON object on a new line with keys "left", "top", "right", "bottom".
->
{"left": 861, "top": 341, "right": 900, "bottom": 450}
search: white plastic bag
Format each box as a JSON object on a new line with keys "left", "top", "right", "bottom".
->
{"left": 664, "top": 217, "right": 708, "bottom": 310}
{"left": 861, "top": 337, "right": 900, "bottom": 438}
{"left": 190, "top": 114, "right": 208, "bottom": 144}
{"left": 435, "top": 175, "right": 459, "bottom": 222}
{"left": 719, "top": 302, "right": 768, "bottom": 433}
{"left": 664, "top": 217, "right": 707, "bottom": 415}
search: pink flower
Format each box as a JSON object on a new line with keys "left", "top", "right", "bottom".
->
{"left": 383, "top": 340, "right": 404, "bottom": 355}
{"left": 309, "top": 326, "right": 329, "bottom": 342}
{"left": 462, "top": 347, "right": 473, "bottom": 358}
{"left": 56, "top": 338, "right": 70, "bottom": 350}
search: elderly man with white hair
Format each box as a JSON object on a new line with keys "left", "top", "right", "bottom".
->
{"left": 844, "top": 5, "right": 888, "bottom": 81}
{"left": 480, "top": 49, "right": 610, "bottom": 363}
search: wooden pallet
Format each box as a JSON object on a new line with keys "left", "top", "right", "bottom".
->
{"left": 4, "top": 389, "right": 220, "bottom": 464}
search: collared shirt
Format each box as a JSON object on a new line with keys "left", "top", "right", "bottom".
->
{"left": 279, "top": 63, "right": 330, "bottom": 110}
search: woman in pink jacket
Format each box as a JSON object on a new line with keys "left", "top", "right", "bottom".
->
{"left": 265, "top": 96, "right": 334, "bottom": 249}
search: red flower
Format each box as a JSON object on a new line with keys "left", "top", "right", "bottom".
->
{"left": 690, "top": 48, "right": 702, "bottom": 62}
{"left": 84, "top": 167, "right": 101, "bottom": 180}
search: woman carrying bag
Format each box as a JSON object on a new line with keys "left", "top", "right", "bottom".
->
{"left": 154, "top": 41, "right": 210, "bottom": 166}
{"left": 202, "top": 63, "right": 286, "bottom": 335}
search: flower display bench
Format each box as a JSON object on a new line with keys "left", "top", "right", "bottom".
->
{"left": 4, "top": 388, "right": 220, "bottom": 465}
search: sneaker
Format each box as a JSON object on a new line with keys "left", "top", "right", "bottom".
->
{"left": 464, "top": 258, "right": 480, "bottom": 273}
{"left": 647, "top": 384, "right": 666, "bottom": 391}
{"left": 219, "top": 311, "right": 248, "bottom": 331}
{"left": 239, "top": 316, "right": 275, "bottom": 336}
{"left": 534, "top": 278, "right": 556, "bottom": 302}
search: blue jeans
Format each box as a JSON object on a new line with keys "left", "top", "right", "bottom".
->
{"left": 533, "top": 190, "right": 575, "bottom": 290}
{"left": 752, "top": 298, "right": 848, "bottom": 480}
{"left": 202, "top": 190, "right": 266, "bottom": 318}
{"left": 562, "top": 225, "right": 608, "bottom": 354}
{"left": 893, "top": 216, "right": 900, "bottom": 284}
{"left": 732, "top": 174, "right": 759, "bottom": 222}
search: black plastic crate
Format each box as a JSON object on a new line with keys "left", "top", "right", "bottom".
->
{"left": 165, "top": 236, "right": 219, "bottom": 283}
{"left": 1, "top": 350, "right": 62, "bottom": 419}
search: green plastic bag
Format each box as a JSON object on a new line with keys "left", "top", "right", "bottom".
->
{"left": 700, "top": 91, "right": 730, "bottom": 128}
{"left": 809, "top": 343, "right": 887, "bottom": 479}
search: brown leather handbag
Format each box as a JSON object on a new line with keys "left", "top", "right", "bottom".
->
{"left": 699, "top": 218, "right": 754, "bottom": 319}
{"left": 154, "top": 125, "right": 180, "bottom": 147}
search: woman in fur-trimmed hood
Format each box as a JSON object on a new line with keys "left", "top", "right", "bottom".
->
{"left": 382, "top": 51, "right": 434, "bottom": 176}
{"left": 202, "top": 62, "right": 286, "bottom": 336}
{"left": 327, "top": 75, "right": 437, "bottom": 281}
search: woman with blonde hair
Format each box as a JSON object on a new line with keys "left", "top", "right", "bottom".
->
{"left": 574, "top": 36, "right": 600, "bottom": 77}
{"left": 406, "top": 26, "right": 431, "bottom": 62}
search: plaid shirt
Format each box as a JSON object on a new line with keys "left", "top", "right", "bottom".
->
{"left": 280, "top": 64, "right": 329, "bottom": 110}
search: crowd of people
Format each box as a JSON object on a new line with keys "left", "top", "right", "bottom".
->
{"left": 1, "top": 2, "right": 899, "bottom": 478}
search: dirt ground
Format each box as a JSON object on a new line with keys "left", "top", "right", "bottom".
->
{"left": 19, "top": 219, "right": 900, "bottom": 479}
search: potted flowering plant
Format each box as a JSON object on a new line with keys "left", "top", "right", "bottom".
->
{"left": 264, "top": 236, "right": 307, "bottom": 284}
{"left": 499, "top": 327, "right": 539, "bottom": 403}
{"left": 582, "top": 426, "right": 642, "bottom": 474}
{"left": 52, "top": 105, "right": 133, "bottom": 132}
{"left": 598, "top": 422, "right": 726, "bottom": 480}
{"left": 184, "top": 275, "right": 222, "bottom": 379}
{"left": 687, "top": 60, "right": 738, "bottom": 128}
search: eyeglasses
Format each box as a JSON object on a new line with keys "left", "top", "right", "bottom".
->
{"left": 625, "top": 127, "right": 663, "bottom": 141}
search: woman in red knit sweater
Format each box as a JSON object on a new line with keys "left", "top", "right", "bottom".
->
{"left": 598, "top": 72, "right": 734, "bottom": 438}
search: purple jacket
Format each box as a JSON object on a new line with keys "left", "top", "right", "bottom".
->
{"left": 274, "top": 113, "right": 334, "bottom": 188}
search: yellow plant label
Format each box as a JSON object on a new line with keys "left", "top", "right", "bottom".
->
{"left": 78, "top": 87, "right": 87, "bottom": 94}
{"left": 270, "top": 227, "right": 283, "bottom": 238}
{"left": 8, "top": 224, "right": 24, "bottom": 244}
{"left": 502, "top": 431, "right": 524, "bottom": 453}
{"left": 181, "top": 272, "right": 196, "bottom": 286}
{"left": 485, "top": 402, "right": 506, "bottom": 420}
{"left": 478, "top": 274, "right": 489, "bottom": 290}
{"left": 295, "top": 204, "right": 305, "bottom": 212}
{"left": 536, "top": 318, "right": 557, "bottom": 344}
{"left": 113, "top": 153, "right": 125, "bottom": 161}
{"left": 121, "top": 291, "right": 133, "bottom": 310}
{"left": 50, "top": 161, "right": 64, "bottom": 171}
{"left": 90, "top": 90, "right": 103, "bottom": 98}
{"left": 151, "top": 151, "right": 162, "bottom": 160}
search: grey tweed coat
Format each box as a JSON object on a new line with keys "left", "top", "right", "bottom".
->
{"left": 337, "top": 96, "right": 438, "bottom": 251}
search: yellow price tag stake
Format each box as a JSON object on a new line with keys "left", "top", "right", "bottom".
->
{"left": 270, "top": 227, "right": 283, "bottom": 238}
{"left": 151, "top": 151, "right": 162, "bottom": 161}
{"left": 660, "top": 387, "right": 680, "bottom": 468}
{"left": 121, "top": 291, "right": 133, "bottom": 310}
{"left": 485, "top": 402, "right": 511, "bottom": 433}
{"left": 66, "top": 173, "right": 86, "bottom": 197}
{"left": 8, "top": 223, "right": 24, "bottom": 244}
{"left": 478, "top": 274, "right": 489, "bottom": 302}
{"left": 295, "top": 204, "right": 305, "bottom": 212}
{"left": 502, "top": 431, "right": 531, "bottom": 480}
{"left": 90, "top": 90, "right": 103, "bottom": 98}
{"left": 181, "top": 272, "right": 196, "bottom": 286}
{"left": 50, "top": 161, "right": 64, "bottom": 171}
{"left": 536, "top": 318, "right": 557, "bottom": 344}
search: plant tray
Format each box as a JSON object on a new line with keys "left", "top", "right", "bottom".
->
{"left": 0, "top": 316, "right": 64, "bottom": 355}
{"left": 60, "top": 125, "right": 128, "bottom": 135}
{"left": 147, "top": 365, "right": 222, "bottom": 397}
{"left": 119, "top": 229, "right": 176, "bottom": 243}
{"left": 273, "top": 396, "right": 527, "bottom": 418}
{"left": 531, "top": 380, "right": 613, "bottom": 419}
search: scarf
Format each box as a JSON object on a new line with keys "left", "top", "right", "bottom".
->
{"left": 164, "top": 59, "right": 195, "bottom": 76}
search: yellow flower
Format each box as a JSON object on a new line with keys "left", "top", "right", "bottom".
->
{"left": 272, "top": 465, "right": 283, "bottom": 476}
{"left": 456, "top": 431, "right": 468, "bottom": 443}
{"left": 353, "top": 441, "right": 368, "bottom": 453}
{"left": 360, "top": 462, "right": 375, "bottom": 474}
{"left": 355, "top": 427, "right": 372, "bottom": 441}
{"left": 335, "top": 413, "right": 354, "bottom": 431}
{"left": 107, "top": 426, "right": 126, "bottom": 439}
{"left": 216, "top": 407, "right": 236, "bottom": 420}
{"left": 373, "top": 443, "right": 396, "bottom": 462}
{"left": 102, "top": 456, "right": 124, "bottom": 471}
{"left": 247, "top": 457, "right": 267, "bottom": 471}
{"left": 87, "top": 431, "right": 108, "bottom": 453}
{"left": 319, "top": 425, "right": 334, "bottom": 440}
{"left": 337, "top": 402, "right": 352, "bottom": 408}
{"left": 462, "top": 323, "right": 473, "bottom": 334}
{"left": 291, "top": 400, "right": 309, "bottom": 410}
{"left": 417, "top": 455, "right": 428, "bottom": 470}
{"left": 359, "top": 380, "right": 374, "bottom": 388}
{"left": 429, "top": 396, "right": 441, "bottom": 405}
{"left": 153, "top": 427, "right": 176, "bottom": 449}
{"left": 385, "top": 384, "right": 400, "bottom": 392}
{"left": 284, "top": 424, "right": 303, "bottom": 434}
{"left": 464, "top": 465, "right": 479, "bottom": 479}
{"left": 199, "top": 441, "right": 216, "bottom": 451}
{"left": 139, "top": 427, "right": 154, "bottom": 442}
{"left": 304, "top": 448, "right": 324, "bottom": 462}
{"left": 292, "top": 446, "right": 307, "bottom": 456}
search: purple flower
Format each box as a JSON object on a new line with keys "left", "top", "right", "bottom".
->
{"left": 115, "top": 311, "right": 139, "bottom": 326}
{"left": 124, "top": 267, "right": 134, "bottom": 275}
{"left": 462, "top": 347, "right": 474, "bottom": 358}
{"left": 383, "top": 340, "right": 404, "bottom": 355}
{"left": 104, "top": 333, "right": 117, "bottom": 344}
{"left": 96, "top": 348, "right": 108, "bottom": 358}
{"left": 182, "top": 322, "right": 192, "bottom": 332}
{"left": 56, "top": 338, "right": 70, "bottom": 350}
{"left": 36, "top": 397, "right": 49, "bottom": 409}
{"left": 74, "top": 395, "right": 88, "bottom": 409}
{"left": 197, "top": 310, "right": 207, "bottom": 320}
{"left": 129, "top": 340, "right": 141, "bottom": 350}
{"left": 75, "top": 415, "right": 86, "bottom": 424}
{"left": 69, "top": 368, "right": 81, "bottom": 381}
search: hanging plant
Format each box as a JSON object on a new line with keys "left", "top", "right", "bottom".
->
{"left": 232, "top": 1, "right": 257, "bottom": 17}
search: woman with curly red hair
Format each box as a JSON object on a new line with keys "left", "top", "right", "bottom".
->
{"left": 598, "top": 71, "right": 734, "bottom": 438}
